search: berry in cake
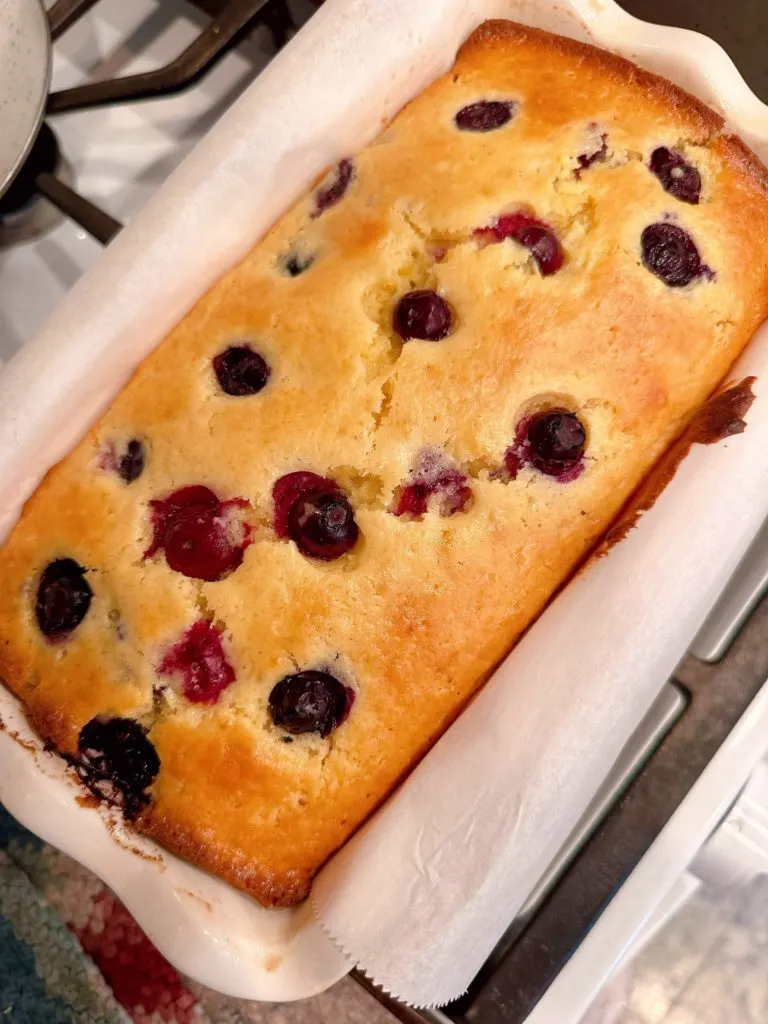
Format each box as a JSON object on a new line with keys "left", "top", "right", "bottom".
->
{"left": 76, "top": 717, "right": 159, "bottom": 819}
{"left": 504, "top": 409, "right": 587, "bottom": 481}
{"left": 576, "top": 127, "right": 608, "bottom": 175}
{"left": 158, "top": 619, "right": 235, "bottom": 704}
{"left": 649, "top": 147, "right": 701, "bottom": 204}
{"left": 213, "top": 345, "right": 271, "bottom": 396}
{"left": 454, "top": 99, "right": 516, "bottom": 132}
{"left": 393, "top": 290, "right": 454, "bottom": 341}
{"left": 117, "top": 439, "right": 145, "bottom": 483}
{"left": 98, "top": 439, "right": 145, "bottom": 483}
{"left": 475, "top": 211, "right": 564, "bottom": 275}
{"left": 145, "top": 486, "right": 251, "bottom": 581}
{"left": 273, "top": 472, "right": 359, "bottom": 560}
{"left": 312, "top": 159, "right": 354, "bottom": 216}
{"left": 269, "top": 670, "right": 355, "bottom": 737}
{"left": 36, "top": 559, "right": 93, "bottom": 640}
{"left": 393, "top": 450, "right": 473, "bottom": 517}
{"left": 282, "top": 251, "right": 315, "bottom": 277}
{"left": 641, "top": 222, "right": 708, "bottom": 287}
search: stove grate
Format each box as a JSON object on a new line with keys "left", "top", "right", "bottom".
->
{"left": 14, "top": 0, "right": 310, "bottom": 244}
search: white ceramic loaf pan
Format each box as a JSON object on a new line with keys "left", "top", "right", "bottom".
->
{"left": 1, "top": 0, "right": 768, "bottom": 1002}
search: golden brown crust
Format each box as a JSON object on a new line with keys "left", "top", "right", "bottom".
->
{"left": 459, "top": 19, "right": 723, "bottom": 135}
{"left": 3, "top": 20, "right": 768, "bottom": 907}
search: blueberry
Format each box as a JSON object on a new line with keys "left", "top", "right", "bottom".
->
{"left": 273, "top": 472, "right": 360, "bottom": 561}
{"left": 649, "top": 148, "right": 701, "bottom": 205}
{"left": 527, "top": 410, "right": 587, "bottom": 476}
{"left": 282, "top": 251, "right": 315, "bottom": 277}
{"left": 117, "top": 439, "right": 145, "bottom": 484}
{"left": 476, "top": 212, "right": 565, "bottom": 276}
{"left": 287, "top": 488, "right": 359, "bottom": 561}
{"left": 269, "top": 670, "right": 354, "bottom": 737}
{"left": 455, "top": 100, "right": 516, "bottom": 132}
{"left": 641, "top": 222, "right": 704, "bottom": 287}
{"left": 312, "top": 159, "right": 354, "bottom": 217}
{"left": 76, "top": 717, "right": 159, "bottom": 819}
{"left": 36, "top": 559, "right": 92, "bottom": 639}
{"left": 213, "top": 345, "right": 270, "bottom": 397}
{"left": 393, "top": 290, "right": 454, "bottom": 342}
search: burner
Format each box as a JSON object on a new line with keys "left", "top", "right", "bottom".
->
{"left": 13, "top": 0, "right": 310, "bottom": 246}
{"left": 0, "top": 124, "right": 74, "bottom": 249}
{"left": 0, "top": 124, "right": 59, "bottom": 219}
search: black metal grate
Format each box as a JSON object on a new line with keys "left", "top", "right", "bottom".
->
{"left": 24, "top": 0, "right": 309, "bottom": 244}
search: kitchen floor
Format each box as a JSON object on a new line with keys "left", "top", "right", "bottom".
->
{"left": 186, "top": 975, "right": 397, "bottom": 1024}
{"left": 583, "top": 875, "right": 768, "bottom": 1024}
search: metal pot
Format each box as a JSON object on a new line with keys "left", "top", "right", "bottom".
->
{"left": 0, "top": 0, "right": 52, "bottom": 199}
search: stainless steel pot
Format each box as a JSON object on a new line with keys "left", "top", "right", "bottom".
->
{"left": 0, "top": 0, "right": 52, "bottom": 199}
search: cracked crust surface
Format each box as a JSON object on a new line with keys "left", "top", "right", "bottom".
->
{"left": 2, "top": 20, "right": 768, "bottom": 906}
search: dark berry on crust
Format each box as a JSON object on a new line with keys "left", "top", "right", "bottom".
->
{"left": 117, "top": 439, "right": 146, "bottom": 483}
{"left": 273, "top": 472, "right": 359, "bottom": 560}
{"left": 393, "top": 290, "right": 454, "bottom": 342}
{"left": 312, "top": 159, "right": 354, "bottom": 216}
{"left": 269, "top": 670, "right": 354, "bottom": 737}
{"left": 649, "top": 147, "right": 701, "bottom": 204}
{"left": 455, "top": 100, "right": 516, "bottom": 132}
{"left": 76, "top": 717, "right": 160, "bottom": 819}
{"left": 213, "top": 346, "right": 270, "bottom": 396}
{"left": 503, "top": 409, "right": 587, "bottom": 482}
{"left": 527, "top": 410, "right": 587, "bottom": 476}
{"left": 35, "top": 559, "right": 92, "bottom": 640}
{"left": 641, "top": 222, "right": 706, "bottom": 287}
{"left": 476, "top": 211, "right": 564, "bottom": 276}
{"left": 282, "top": 251, "right": 315, "bottom": 277}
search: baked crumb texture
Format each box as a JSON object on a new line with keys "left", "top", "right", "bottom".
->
{"left": 2, "top": 21, "right": 768, "bottom": 907}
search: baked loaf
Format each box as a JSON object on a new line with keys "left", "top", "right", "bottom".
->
{"left": 2, "top": 20, "right": 768, "bottom": 908}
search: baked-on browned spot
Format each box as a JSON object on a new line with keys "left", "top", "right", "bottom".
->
{"left": 600, "top": 377, "right": 757, "bottom": 553}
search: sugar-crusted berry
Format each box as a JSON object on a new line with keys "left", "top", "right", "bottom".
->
{"left": 393, "top": 450, "right": 473, "bottom": 517}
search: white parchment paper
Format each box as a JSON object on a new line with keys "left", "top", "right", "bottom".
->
{"left": 2, "top": 0, "right": 768, "bottom": 1008}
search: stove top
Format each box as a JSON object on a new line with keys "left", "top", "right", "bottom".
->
{"left": 0, "top": 0, "right": 314, "bottom": 362}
